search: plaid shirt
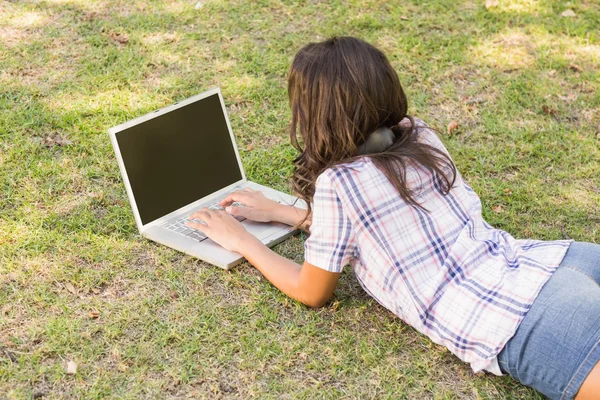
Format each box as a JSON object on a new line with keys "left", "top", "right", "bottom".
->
{"left": 304, "top": 119, "right": 571, "bottom": 373}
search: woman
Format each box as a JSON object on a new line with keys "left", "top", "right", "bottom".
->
{"left": 186, "top": 37, "right": 600, "bottom": 399}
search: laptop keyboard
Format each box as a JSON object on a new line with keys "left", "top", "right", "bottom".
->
{"left": 164, "top": 202, "right": 246, "bottom": 242}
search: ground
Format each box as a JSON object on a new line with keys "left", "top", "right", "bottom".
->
{"left": 1, "top": 0, "right": 599, "bottom": 398}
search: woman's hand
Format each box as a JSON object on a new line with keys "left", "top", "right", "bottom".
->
{"left": 219, "top": 188, "right": 281, "bottom": 223}
{"left": 185, "top": 208, "right": 252, "bottom": 253}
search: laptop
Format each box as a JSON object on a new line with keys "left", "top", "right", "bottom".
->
{"left": 108, "top": 88, "right": 303, "bottom": 269}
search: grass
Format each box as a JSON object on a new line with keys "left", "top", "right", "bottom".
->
{"left": 1, "top": 0, "right": 599, "bottom": 398}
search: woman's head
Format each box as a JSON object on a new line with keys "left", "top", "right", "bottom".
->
{"left": 288, "top": 36, "right": 407, "bottom": 164}
{"left": 288, "top": 37, "right": 455, "bottom": 222}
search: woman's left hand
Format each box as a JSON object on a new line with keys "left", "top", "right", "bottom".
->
{"left": 185, "top": 208, "right": 252, "bottom": 253}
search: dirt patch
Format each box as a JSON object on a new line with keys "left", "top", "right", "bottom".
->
{"left": 0, "top": 26, "right": 31, "bottom": 47}
{"left": 470, "top": 31, "right": 537, "bottom": 71}
{"left": 141, "top": 32, "right": 181, "bottom": 46}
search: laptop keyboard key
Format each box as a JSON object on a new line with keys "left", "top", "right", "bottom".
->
{"left": 186, "top": 231, "right": 207, "bottom": 241}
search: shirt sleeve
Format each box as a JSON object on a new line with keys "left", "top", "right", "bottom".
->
{"left": 304, "top": 171, "right": 356, "bottom": 273}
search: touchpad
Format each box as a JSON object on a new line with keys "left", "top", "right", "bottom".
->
{"left": 242, "top": 220, "right": 289, "bottom": 240}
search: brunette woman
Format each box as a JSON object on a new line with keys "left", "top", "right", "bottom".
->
{"left": 186, "top": 37, "right": 600, "bottom": 400}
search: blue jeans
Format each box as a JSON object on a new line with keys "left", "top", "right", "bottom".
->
{"left": 498, "top": 242, "right": 600, "bottom": 400}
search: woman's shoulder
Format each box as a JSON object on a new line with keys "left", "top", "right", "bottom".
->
{"left": 407, "top": 117, "right": 450, "bottom": 154}
{"left": 315, "top": 158, "right": 379, "bottom": 199}
{"left": 317, "top": 117, "right": 452, "bottom": 189}
{"left": 319, "top": 157, "right": 372, "bottom": 183}
{"left": 399, "top": 116, "right": 430, "bottom": 129}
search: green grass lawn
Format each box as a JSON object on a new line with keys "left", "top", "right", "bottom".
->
{"left": 1, "top": 0, "right": 599, "bottom": 398}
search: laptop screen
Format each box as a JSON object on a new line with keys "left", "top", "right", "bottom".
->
{"left": 115, "top": 93, "right": 243, "bottom": 225}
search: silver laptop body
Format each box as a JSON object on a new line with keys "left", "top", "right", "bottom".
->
{"left": 109, "top": 88, "right": 301, "bottom": 269}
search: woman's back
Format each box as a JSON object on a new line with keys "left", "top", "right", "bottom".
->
{"left": 304, "top": 118, "right": 571, "bottom": 372}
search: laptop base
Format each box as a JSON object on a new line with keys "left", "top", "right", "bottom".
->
{"left": 141, "top": 181, "right": 302, "bottom": 270}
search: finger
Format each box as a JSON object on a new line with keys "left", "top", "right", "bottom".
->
{"left": 219, "top": 191, "right": 248, "bottom": 206}
{"left": 225, "top": 205, "right": 248, "bottom": 217}
{"left": 188, "top": 211, "right": 207, "bottom": 221}
{"left": 185, "top": 221, "right": 210, "bottom": 232}
{"left": 189, "top": 208, "right": 212, "bottom": 221}
{"left": 211, "top": 209, "right": 229, "bottom": 218}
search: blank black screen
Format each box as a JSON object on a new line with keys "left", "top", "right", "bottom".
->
{"left": 116, "top": 93, "right": 243, "bottom": 225}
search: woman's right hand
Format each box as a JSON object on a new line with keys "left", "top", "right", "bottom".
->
{"left": 219, "top": 188, "right": 282, "bottom": 223}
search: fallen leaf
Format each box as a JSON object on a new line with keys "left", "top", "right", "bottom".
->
{"left": 542, "top": 105, "right": 557, "bottom": 116}
{"left": 447, "top": 120, "right": 459, "bottom": 135}
{"left": 54, "top": 135, "right": 73, "bottom": 146}
{"left": 561, "top": 9, "right": 576, "bottom": 17}
{"left": 91, "top": 287, "right": 101, "bottom": 294}
{"left": 66, "top": 360, "right": 78, "bottom": 375}
{"left": 42, "top": 134, "right": 73, "bottom": 148}
{"left": 492, "top": 205, "right": 504, "bottom": 213}
{"left": 88, "top": 310, "right": 100, "bottom": 319}
{"left": 64, "top": 282, "right": 77, "bottom": 294}
{"left": 465, "top": 96, "right": 487, "bottom": 105}
{"left": 558, "top": 93, "right": 577, "bottom": 102}
{"left": 569, "top": 62, "right": 583, "bottom": 72}
{"left": 485, "top": 0, "right": 499, "bottom": 9}
{"left": 246, "top": 143, "right": 253, "bottom": 151}
{"left": 109, "top": 32, "right": 129, "bottom": 45}
{"left": 400, "top": 15, "right": 409, "bottom": 21}
{"left": 169, "top": 290, "right": 179, "bottom": 299}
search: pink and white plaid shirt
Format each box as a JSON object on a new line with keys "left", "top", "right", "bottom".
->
{"left": 304, "top": 119, "right": 571, "bottom": 373}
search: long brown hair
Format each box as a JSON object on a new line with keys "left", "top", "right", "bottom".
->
{"left": 288, "top": 37, "right": 456, "bottom": 225}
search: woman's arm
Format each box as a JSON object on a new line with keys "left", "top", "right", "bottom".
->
{"left": 271, "top": 204, "right": 312, "bottom": 232}
{"left": 186, "top": 208, "right": 338, "bottom": 308}
{"left": 237, "top": 235, "right": 339, "bottom": 308}
{"left": 220, "top": 189, "right": 312, "bottom": 232}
